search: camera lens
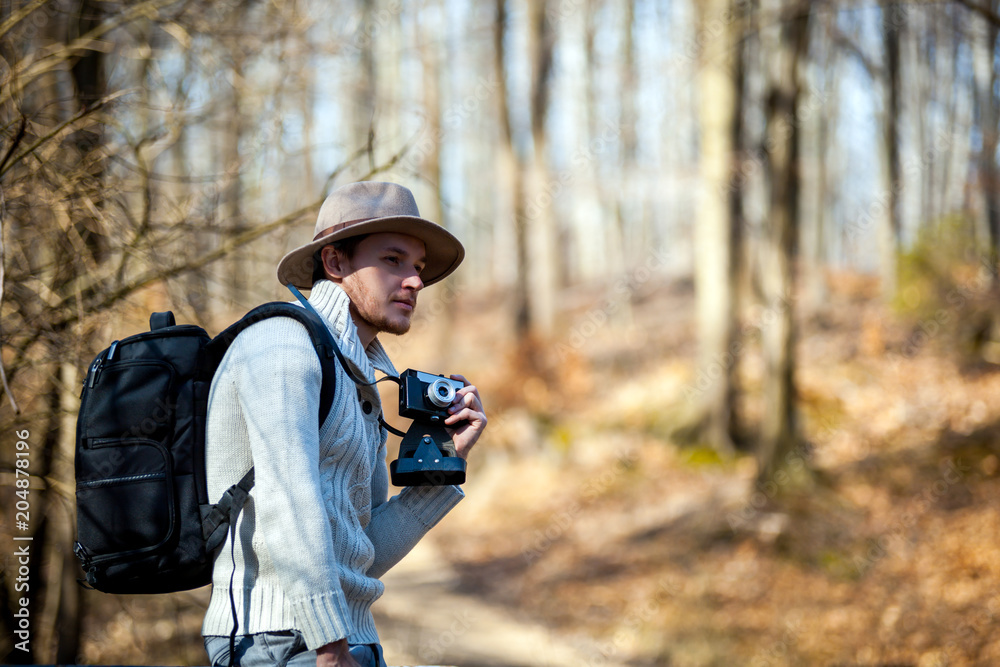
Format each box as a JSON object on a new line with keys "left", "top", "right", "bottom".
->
{"left": 427, "top": 378, "right": 456, "bottom": 408}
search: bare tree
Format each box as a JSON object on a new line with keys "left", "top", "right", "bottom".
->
{"left": 801, "top": 5, "right": 833, "bottom": 312}
{"left": 525, "top": 0, "right": 557, "bottom": 337}
{"left": 692, "top": 0, "right": 741, "bottom": 454}
{"left": 218, "top": 0, "right": 250, "bottom": 305}
{"left": 417, "top": 0, "right": 456, "bottom": 368}
{"left": 881, "top": 2, "right": 903, "bottom": 301}
{"left": 0, "top": 2, "right": 400, "bottom": 661}
{"left": 975, "top": 1, "right": 1000, "bottom": 282}
{"left": 756, "top": 0, "right": 809, "bottom": 482}
{"left": 493, "top": 0, "right": 536, "bottom": 342}
{"left": 0, "top": 0, "right": 114, "bottom": 658}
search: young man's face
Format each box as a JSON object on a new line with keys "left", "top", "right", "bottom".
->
{"left": 329, "top": 232, "right": 426, "bottom": 337}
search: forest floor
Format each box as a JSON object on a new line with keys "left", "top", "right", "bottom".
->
{"left": 76, "top": 267, "right": 1000, "bottom": 666}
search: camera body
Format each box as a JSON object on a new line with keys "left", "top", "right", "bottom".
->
{"left": 399, "top": 369, "right": 464, "bottom": 423}
{"left": 390, "top": 369, "right": 467, "bottom": 487}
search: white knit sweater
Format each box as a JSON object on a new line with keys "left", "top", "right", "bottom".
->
{"left": 201, "top": 279, "right": 464, "bottom": 649}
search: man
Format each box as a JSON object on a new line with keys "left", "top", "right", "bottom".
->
{"left": 201, "top": 181, "right": 487, "bottom": 667}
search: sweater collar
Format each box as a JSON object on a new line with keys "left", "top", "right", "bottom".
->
{"left": 304, "top": 279, "right": 398, "bottom": 381}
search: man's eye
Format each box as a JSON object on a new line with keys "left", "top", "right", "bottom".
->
{"left": 385, "top": 256, "right": 400, "bottom": 264}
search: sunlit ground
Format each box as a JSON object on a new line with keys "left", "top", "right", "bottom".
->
{"left": 77, "top": 264, "right": 1000, "bottom": 666}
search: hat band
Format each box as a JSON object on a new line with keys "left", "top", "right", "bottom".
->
{"left": 312, "top": 217, "right": 377, "bottom": 242}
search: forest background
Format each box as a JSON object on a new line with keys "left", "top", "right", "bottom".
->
{"left": 2, "top": 0, "right": 1000, "bottom": 665}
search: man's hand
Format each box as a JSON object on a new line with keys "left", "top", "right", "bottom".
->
{"left": 316, "top": 639, "right": 362, "bottom": 667}
{"left": 444, "top": 374, "right": 487, "bottom": 460}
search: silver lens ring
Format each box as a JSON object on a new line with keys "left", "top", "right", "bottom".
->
{"left": 427, "top": 378, "right": 456, "bottom": 408}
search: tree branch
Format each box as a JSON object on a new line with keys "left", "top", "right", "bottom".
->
{"left": 955, "top": 0, "right": 1000, "bottom": 27}
{"left": 1, "top": 0, "right": 178, "bottom": 107}
{"left": 827, "top": 20, "right": 882, "bottom": 80}
{"left": 0, "top": 91, "right": 128, "bottom": 179}
{"left": 0, "top": 116, "right": 27, "bottom": 175}
{"left": 1, "top": 138, "right": 415, "bottom": 397}
{"left": 0, "top": 0, "right": 54, "bottom": 40}
{"left": 0, "top": 183, "right": 20, "bottom": 414}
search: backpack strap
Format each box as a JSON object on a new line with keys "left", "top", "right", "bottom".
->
{"left": 206, "top": 291, "right": 380, "bottom": 663}
{"left": 287, "top": 284, "right": 381, "bottom": 388}
{"left": 201, "top": 468, "right": 255, "bottom": 555}
{"left": 200, "top": 298, "right": 343, "bottom": 545}
{"left": 203, "top": 300, "right": 344, "bottom": 664}
{"left": 224, "top": 469, "right": 255, "bottom": 667}
{"left": 207, "top": 302, "right": 339, "bottom": 425}
{"left": 200, "top": 302, "right": 338, "bottom": 553}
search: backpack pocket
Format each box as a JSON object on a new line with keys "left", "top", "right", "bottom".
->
{"left": 76, "top": 357, "right": 179, "bottom": 563}
{"left": 81, "top": 358, "right": 176, "bottom": 442}
{"left": 76, "top": 437, "right": 175, "bottom": 560}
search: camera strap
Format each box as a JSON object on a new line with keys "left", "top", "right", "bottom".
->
{"left": 379, "top": 415, "right": 407, "bottom": 437}
{"left": 286, "top": 284, "right": 400, "bottom": 388}
{"left": 284, "top": 286, "right": 463, "bottom": 486}
{"left": 287, "top": 284, "right": 409, "bottom": 439}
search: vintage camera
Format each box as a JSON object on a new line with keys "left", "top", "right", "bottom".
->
{"left": 390, "top": 370, "right": 467, "bottom": 487}
{"left": 398, "top": 370, "right": 464, "bottom": 422}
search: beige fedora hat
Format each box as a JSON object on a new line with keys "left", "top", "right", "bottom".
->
{"left": 276, "top": 181, "right": 464, "bottom": 288}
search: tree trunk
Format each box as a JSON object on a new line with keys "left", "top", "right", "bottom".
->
{"left": 619, "top": 0, "right": 638, "bottom": 264}
{"left": 803, "top": 8, "right": 833, "bottom": 312}
{"left": 175, "top": 47, "right": 212, "bottom": 323}
{"left": 584, "top": 0, "right": 618, "bottom": 287}
{"left": 42, "top": 3, "right": 108, "bottom": 660}
{"left": 357, "top": 0, "right": 378, "bottom": 168}
{"left": 52, "top": 362, "right": 82, "bottom": 664}
{"left": 727, "top": 0, "right": 749, "bottom": 445}
{"left": 882, "top": 2, "right": 902, "bottom": 301}
{"left": 525, "top": 0, "right": 557, "bottom": 337}
{"left": 19, "top": 370, "right": 71, "bottom": 664}
{"left": 68, "top": 0, "right": 109, "bottom": 271}
{"left": 614, "top": 0, "right": 636, "bottom": 325}
{"left": 693, "top": 0, "right": 740, "bottom": 454}
{"left": 978, "top": 4, "right": 1000, "bottom": 282}
{"left": 419, "top": 0, "right": 455, "bottom": 368}
{"left": 494, "top": 0, "right": 530, "bottom": 339}
{"left": 220, "top": 19, "right": 247, "bottom": 306}
{"left": 799, "top": 7, "right": 823, "bottom": 311}
{"left": 939, "top": 7, "right": 962, "bottom": 226}
{"left": 377, "top": 0, "right": 402, "bottom": 168}
{"left": 917, "top": 7, "right": 934, "bottom": 224}
{"left": 757, "top": 0, "right": 809, "bottom": 482}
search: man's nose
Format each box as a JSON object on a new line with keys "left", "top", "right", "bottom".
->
{"left": 402, "top": 272, "right": 424, "bottom": 291}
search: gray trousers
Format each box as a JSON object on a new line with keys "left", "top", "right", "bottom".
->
{"left": 204, "top": 631, "right": 387, "bottom": 667}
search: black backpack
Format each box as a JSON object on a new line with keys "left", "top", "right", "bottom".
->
{"left": 73, "top": 299, "right": 338, "bottom": 594}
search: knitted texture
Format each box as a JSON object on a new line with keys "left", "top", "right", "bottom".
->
{"left": 201, "top": 279, "right": 464, "bottom": 649}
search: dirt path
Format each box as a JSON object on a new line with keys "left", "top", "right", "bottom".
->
{"left": 372, "top": 538, "right": 619, "bottom": 667}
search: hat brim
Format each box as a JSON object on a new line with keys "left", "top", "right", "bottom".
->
{"left": 276, "top": 215, "right": 465, "bottom": 289}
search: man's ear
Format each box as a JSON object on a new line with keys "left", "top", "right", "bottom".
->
{"left": 320, "top": 245, "right": 349, "bottom": 282}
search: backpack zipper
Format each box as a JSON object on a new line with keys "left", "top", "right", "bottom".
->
{"left": 86, "top": 326, "right": 207, "bottom": 390}
{"left": 87, "top": 339, "right": 121, "bottom": 389}
{"left": 73, "top": 541, "right": 91, "bottom": 565}
{"left": 77, "top": 471, "right": 167, "bottom": 489}
{"left": 88, "top": 356, "right": 104, "bottom": 388}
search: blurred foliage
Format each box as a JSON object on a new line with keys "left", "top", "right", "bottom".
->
{"left": 895, "top": 213, "right": 1000, "bottom": 367}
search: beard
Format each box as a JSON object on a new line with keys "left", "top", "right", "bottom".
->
{"left": 343, "top": 275, "right": 414, "bottom": 336}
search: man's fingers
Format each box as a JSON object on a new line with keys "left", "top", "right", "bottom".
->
{"left": 451, "top": 375, "right": 482, "bottom": 397}
{"left": 443, "top": 375, "right": 487, "bottom": 457}
{"left": 445, "top": 407, "right": 472, "bottom": 424}
{"left": 451, "top": 387, "right": 480, "bottom": 411}
{"left": 445, "top": 405, "right": 486, "bottom": 426}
